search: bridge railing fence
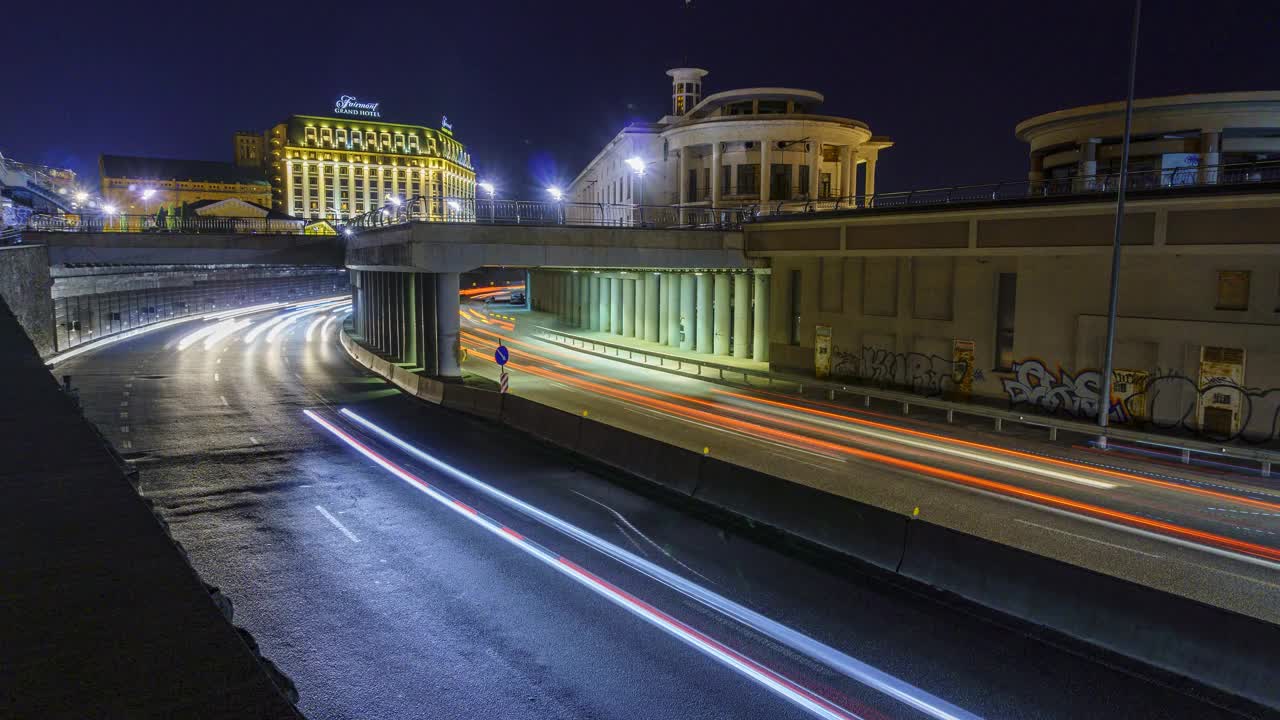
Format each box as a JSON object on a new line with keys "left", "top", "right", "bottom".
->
{"left": 345, "top": 195, "right": 748, "bottom": 232}
{"left": 24, "top": 213, "right": 307, "bottom": 235}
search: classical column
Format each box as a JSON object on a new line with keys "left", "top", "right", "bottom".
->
{"left": 622, "top": 276, "right": 636, "bottom": 338}
{"left": 436, "top": 271, "right": 461, "bottom": 378}
{"left": 665, "top": 273, "right": 680, "bottom": 346}
{"left": 713, "top": 273, "right": 731, "bottom": 355}
{"left": 578, "top": 274, "right": 590, "bottom": 329}
{"left": 839, "top": 146, "right": 853, "bottom": 200}
{"left": 1200, "top": 130, "right": 1222, "bottom": 184}
{"left": 611, "top": 276, "right": 623, "bottom": 335}
{"left": 695, "top": 273, "right": 712, "bottom": 354}
{"left": 864, "top": 150, "right": 878, "bottom": 202}
{"left": 1077, "top": 138, "right": 1099, "bottom": 191}
{"left": 643, "top": 272, "right": 660, "bottom": 342}
{"left": 807, "top": 141, "right": 821, "bottom": 200}
{"left": 710, "top": 142, "right": 722, "bottom": 208}
{"left": 752, "top": 271, "right": 770, "bottom": 363}
{"left": 733, "top": 273, "right": 751, "bottom": 358}
{"left": 634, "top": 274, "right": 646, "bottom": 339}
{"left": 1028, "top": 151, "right": 1045, "bottom": 194}
{"left": 677, "top": 147, "right": 688, "bottom": 206}
{"left": 679, "top": 273, "right": 695, "bottom": 351}
{"left": 600, "top": 277, "right": 612, "bottom": 333}
{"left": 759, "top": 139, "right": 772, "bottom": 210}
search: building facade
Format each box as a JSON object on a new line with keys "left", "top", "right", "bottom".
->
{"left": 99, "top": 155, "right": 272, "bottom": 213}
{"left": 262, "top": 114, "right": 474, "bottom": 222}
{"left": 568, "top": 68, "right": 892, "bottom": 214}
{"left": 1017, "top": 92, "right": 1280, "bottom": 192}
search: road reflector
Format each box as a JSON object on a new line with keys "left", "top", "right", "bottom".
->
{"left": 582, "top": 410, "right": 589, "bottom": 417}
{"left": 703, "top": 446, "right": 710, "bottom": 455}
{"left": 912, "top": 506, "right": 920, "bottom": 517}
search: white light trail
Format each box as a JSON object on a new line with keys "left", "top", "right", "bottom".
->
{"left": 203, "top": 319, "right": 253, "bottom": 350}
{"left": 304, "top": 315, "right": 327, "bottom": 343}
{"left": 333, "top": 408, "right": 980, "bottom": 720}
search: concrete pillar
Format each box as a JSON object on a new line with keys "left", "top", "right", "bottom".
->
{"left": 391, "top": 274, "right": 405, "bottom": 360}
{"left": 643, "top": 272, "right": 660, "bottom": 342}
{"left": 611, "top": 276, "right": 623, "bottom": 335}
{"left": 759, "top": 139, "right": 772, "bottom": 209}
{"left": 665, "top": 271, "right": 686, "bottom": 345}
{"left": 578, "top": 274, "right": 590, "bottom": 329}
{"left": 839, "top": 146, "right": 853, "bottom": 200}
{"left": 752, "top": 271, "right": 770, "bottom": 363}
{"left": 353, "top": 271, "right": 364, "bottom": 337}
{"left": 568, "top": 272, "right": 580, "bottom": 326}
{"left": 1077, "top": 138, "right": 1099, "bottom": 191}
{"left": 404, "top": 272, "right": 418, "bottom": 367}
{"left": 807, "top": 141, "right": 821, "bottom": 200}
{"left": 524, "top": 270, "right": 532, "bottom": 310}
{"left": 622, "top": 276, "right": 636, "bottom": 338}
{"left": 600, "top": 277, "right": 612, "bottom": 333}
{"left": 710, "top": 142, "right": 722, "bottom": 208}
{"left": 436, "top": 271, "right": 461, "bottom": 378}
{"left": 371, "top": 272, "right": 382, "bottom": 350}
{"left": 733, "top": 273, "right": 751, "bottom": 358}
{"left": 713, "top": 273, "right": 730, "bottom": 355}
{"left": 633, "top": 274, "right": 645, "bottom": 339}
{"left": 696, "top": 273, "right": 712, "bottom": 354}
{"left": 563, "top": 272, "right": 573, "bottom": 324}
{"left": 589, "top": 275, "right": 601, "bottom": 330}
{"left": 679, "top": 274, "right": 695, "bottom": 351}
{"left": 1200, "top": 130, "right": 1222, "bottom": 184}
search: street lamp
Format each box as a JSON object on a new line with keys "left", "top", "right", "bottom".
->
{"left": 478, "top": 181, "right": 496, "bottom": 224}
{"left": 626, "top": 156, "right": 649, "bottom": 226}
{"left": 546, "top": 186, "right": 563, "bottom": 201}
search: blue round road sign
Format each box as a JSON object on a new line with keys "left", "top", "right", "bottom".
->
{"left": 494, "top": 345, "right": 509, "bottom": 366}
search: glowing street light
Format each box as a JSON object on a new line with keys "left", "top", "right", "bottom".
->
{"left": 478, "top": 181, "right": 495, "bottom": 197}
{"left": 546, "top": 186, "right": 563, "bottom": 201}
{"left": 625, "top": 156, "right": 647, "bottom": 176}
{"left": 74, "top": 191, "right": 89, "bottom": 204}
{"left": 102, "top": 204, "right": 118, "bottom": 215}
{"left": 140, "top": 188, "right": 156, "bottom": 200}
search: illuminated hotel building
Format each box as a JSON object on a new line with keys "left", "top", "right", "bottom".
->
{"left": 262, "top": 111, "right": 474, "bottom": 222}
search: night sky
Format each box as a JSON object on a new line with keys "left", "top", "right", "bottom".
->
{"left": 4, "top": 1, "right": 1276, "bottom": 198}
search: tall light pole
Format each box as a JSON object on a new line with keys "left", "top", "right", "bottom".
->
{"left": 1097, "top": 0, "right": 1143, "bottom": 448}
{"left": 625, "top": 156, "right": 648, "bottom": 227}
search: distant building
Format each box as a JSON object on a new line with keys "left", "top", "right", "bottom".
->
{"left": 262, "top": 106, "right": 474, "bottom": 222}
{"left": 567, "top": 68, "right": 892, "bottom": 213}
{"left": 233, "top": 131, "right": 266, "bottom": 169}
{"left": 184, "top": 198, "right": 303, "bottom": 233}
{"left": 0, "top": 152, "right": 78, "bottom": 222}
{"left": 1016, "top": 92, "right": 1280, "bottom": 191}
{"left": 99, "top": 155, "right": 273, "bottom": 214}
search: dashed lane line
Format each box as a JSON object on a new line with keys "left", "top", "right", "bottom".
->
{"left": 316, "top": 505, "right": 360, "bottom": 543}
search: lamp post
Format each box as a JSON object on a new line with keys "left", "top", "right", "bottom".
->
{"left": 547, "top": 186, "right": 564, "bottom": 224}
{"left": 1097, "top": 0, "right": 1142, "bottom": 449}
{"left": 625, "top": 156, "right": 649, "bottom": 227}
{"left": 478, "top": 181, "right": 495, "bottom": 224}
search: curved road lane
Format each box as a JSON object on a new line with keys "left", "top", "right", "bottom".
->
{"left": 61, "top": 306, "right": 1262, "bottom": 719}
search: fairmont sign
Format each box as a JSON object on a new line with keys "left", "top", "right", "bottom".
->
{"left": 440, "top": 115, "right": 453, "bottom": 133}
{"left": 334, "top": 95, "right": 381, "bottom": 118}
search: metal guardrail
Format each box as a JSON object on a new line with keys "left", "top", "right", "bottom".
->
{"left": 24, "top": 213, "right": 308, "bottom": 235}
{"left": 532, "top": 325, "right": 1280, "bottom": 477}
{"left": 747, "top": 158, "right": 1280, "bottom": 219}
{"left": 345, "top": 194, "right": 748, "bottom": 232}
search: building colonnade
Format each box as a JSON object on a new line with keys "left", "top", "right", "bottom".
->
{"left": 530, "top": 268, "right": 770, "bottom": 363}
{"left": 350, "top": 268, "right": 462, "bottom": 378}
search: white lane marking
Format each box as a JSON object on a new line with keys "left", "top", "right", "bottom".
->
{"left": 122, "top": 391, "right": 130, "bottom": 397}
{"left": 120, "top": 401, "right": 128, "bottom": 407}
{"left": 220, "top": 395, "right": 229, "bottom": 406}
{"left": 119, "top": 411, "right": 128, "bottom": 419}
{"left": 121, "top": 439, "right": 132, "bottom": 450}
{"left": 249, "top": 436, "right": 260, "bottom": 445}
{"left": 214, "top": 373, "right": 220, "bottom": 381}
{"left": 120, "top": 425, "right": 130, "bottom": 433}
{"left": 1013, "top": 519, "right": 1162, "bottom": 558}
{"left": 316, "top": 505, "right": 360, "bottom": 543}
{"left": 124, "top": 383, "right": 133, "bottom": 389}
{"left": 724, "top": 397, "right": 1117, "bottom": 490}
{"left": 1207, "top": 507, "right": 1280, "bottom": 518}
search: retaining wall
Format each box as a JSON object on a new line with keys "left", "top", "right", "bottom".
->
{"left": 339, "top": 328, "right": 1280, "bottom": 711}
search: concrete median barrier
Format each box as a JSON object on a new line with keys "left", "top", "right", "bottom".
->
{"left": 898, "top": 520, "right": 1280, "bottom": 710}
{"left": 693, "top": 459, "right": 909, "bottom": 572}
{"left": 500, "top": 394, "right": 582, "bottom": 448}
{"left": 441, "top": 384, "right": 504, "bottom": 420}
{"left": 576, "top": 420, "right": 702, "bottom": 496}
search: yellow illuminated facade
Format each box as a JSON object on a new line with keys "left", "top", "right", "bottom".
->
{"left": 265, "top": 115, "right": 474, "bottom": 222}
{"left": 99, "top": 155, "right": 272, "bottom": 213}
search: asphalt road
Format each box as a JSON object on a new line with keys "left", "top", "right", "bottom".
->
{"left": 61, "top": 303, "right": 1268, "bottom": 719}
{"left": 457, "top": 304, "right": 1280, "bottom": 624}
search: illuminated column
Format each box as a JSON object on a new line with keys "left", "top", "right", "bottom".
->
{"left": 592, "top": 276, "right": 604, "bottom": 331}
{"left": 600, "top": 278, "right": 612, "bottom": 333}
{"left": 1077, "top": 138, "right": 1099, "bottom": 191}
{"left": 679, "top": 273, "right": 695, "bottom": 351}
{"left": 348, "top": 163, "right": 357, "bottom": 218}
{"left": 622, "top": 276, "right": 636, "bottom": 338}
{"left": 752, "top": 270, "right": 770, "bottom": 363}
{"left": 436, "top": 271, "right": 461, "bottom": 378}
{"left": 633, "top": 274, "right": 645, "bottom": 339}
{"left": 710, "top": 142, "right": 722, "bottom": 208}
{"left": 713, "top": 273, "right": 730, "bottom": 355}
{"left": 695, "top": 273, "right": 712, "bottom": 354}
{"left": 578, "top": 274, "right": 590, "bottom": 329}
{"left": 864, "top": 150, "right": 878, "bottom": 201}
{"left": 733, "top": 273, "right": 751, "bottom": 359}
{"left": 316, "top": 162, "right": 327, "bottom": 219}
{"left": 839, "top": 146, "right": 852, "bottom": 200}
{"left": 759, "top": 139, "right": 772, "bottom": 210}
{"left": 666, "top": 273, "right": 680, "bottom": 347}
{"left": 611, "top": 276, "right": 624, "bottom": 335}
{"left": 643, "top": 272, "right": 660, "bottom": 342}
{"left": 404, "top": 272, "right": 418, "bottom": 368}
{"left": 807, "top": 141, "right": 821, "bottom": 200}
{"left": 1200, "top": 130, "right": 1222, "bottom": 184}
{"left": 301, "top": 162, "right": 311, "bottom": 218}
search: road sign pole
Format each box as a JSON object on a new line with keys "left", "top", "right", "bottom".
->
{"left": 499, "top": 370, "right": 509, "bottom": 394}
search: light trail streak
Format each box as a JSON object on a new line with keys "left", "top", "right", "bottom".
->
{"left": 304, "top": 315, "right": 327, "bottom": 343}
{"left": 202, "top": 319, "right": 253, "bottom": 350}
{"left": 317, "top": 408, "right": 978, "bottom": 720}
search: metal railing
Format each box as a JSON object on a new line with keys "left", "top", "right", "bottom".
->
{"left": 345, "top": 194, "right": 748, "bottom": 232}
{"left": 23, "top": 213, "right": 308, "bottom": 235}
{"left": 748, "top": 158, "right": 1280, "bottom": 219}
{"left": 531, "top": 325, "right": 1280, "bottom": 476}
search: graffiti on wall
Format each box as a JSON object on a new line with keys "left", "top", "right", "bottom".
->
{"left": 831, "top": 345, "right": 971, "bottom": 398}
{"left": 1001, "top": 358, "right": 1280, "bottom": 442}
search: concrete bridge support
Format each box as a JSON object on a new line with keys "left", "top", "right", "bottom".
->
{"left": 353, "top": 269, "right": 459, "bottom": 379}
